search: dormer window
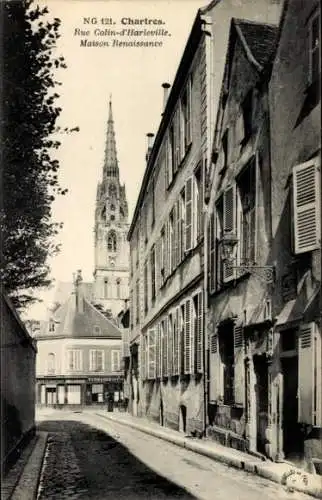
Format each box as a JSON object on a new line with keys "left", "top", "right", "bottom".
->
{"left": 49, "top": 321, "right": 55, "bottom": 333}
{"left": 94, "top": 325, "right": 101, "bottom": 335}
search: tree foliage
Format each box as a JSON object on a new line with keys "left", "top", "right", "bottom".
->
{"left": 0, "top": 0, "right": 79, "bottom": 309}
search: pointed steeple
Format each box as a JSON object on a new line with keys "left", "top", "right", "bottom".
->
{"left": 104, "top": 97, "right": 119, "bottom": 178}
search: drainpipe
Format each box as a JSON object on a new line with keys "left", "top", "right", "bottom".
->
{"left": 201, "top": 14, "right": 214, "bottom": 437}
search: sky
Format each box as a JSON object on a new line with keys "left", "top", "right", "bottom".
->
{"left": 24, "top": 0, "right": 282, "bottom": 320}
{"left": 24, "top": 0, "right": 203, "bottom": 319}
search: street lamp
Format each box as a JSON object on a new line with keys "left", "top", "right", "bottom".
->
{"left": 220, "top": 233, "right": 275, "bottom": 284}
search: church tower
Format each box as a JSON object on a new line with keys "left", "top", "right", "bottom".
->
{"left": 93, "top": 98, "right": 129, "bottom": 317}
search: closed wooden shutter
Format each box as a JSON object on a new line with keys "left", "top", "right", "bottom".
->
{"left": 148, "top": 328, "right": 156, "bottom": 380}
{"left": 195, "top": 292, "right": 203, "bottom": 374}
{"left": 209, "top": 212, "right": 216, "bottom": 292}
{"left": 209, "top": 330, "right": 221, "bottom": 401}
{"left": 233, "top": 324, "right": 244, "bottom": 406}
{"left": 293, "top": 160, "right": 320, "bottom": 254}
{"left": 176, "top": 199, "right": 181, "bottom": 266}
{"left": 168, "top": 314, "right": 173, "bottom": 376}
{"left": 223, "top": 184, "right": 237, "bottom": 282}
{"left": 186, "top": 77, "right": 192, "bottom": 146}
{"left": 174, "top": 307, "right": 180, "bottom": 375}
{"left": 184, "top": 298, "right": 192, "bottom": 374}
{"left": 185, "top": 177, "right": 193, "bottom": 252}
{"left": 140, "top": 334, "right": 146, "bottom": 381}
{"left": 164, "top": 140, "right": 169, "bottom": 188}
{"left": 223, "top": 184, "right": 236, "bottom": 233}
{"left": 164, "top": 220, "right": 169, "bottom": 278}
{"left": 156, "top": 323, "right": 161, "bottom": 379}
{"left": 162, "top": 318, "right": 168, "bottom": 377}
{"left": 173, "top": 203, "right": 178, "bottom": 270}
{"left": 298, "top": 323, "right": 316, "bottom": 424}
{"left": 180, "top": 303, "right": 185, "bottom": 375}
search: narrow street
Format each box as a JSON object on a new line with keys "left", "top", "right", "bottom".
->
{"left": 36, "top": 410, "right": 310, "bottom": 500}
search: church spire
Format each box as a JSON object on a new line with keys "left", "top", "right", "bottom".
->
{"left": 104, "top": 97, "right": 119, "bottom": 178}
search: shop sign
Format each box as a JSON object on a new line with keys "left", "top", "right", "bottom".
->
{"left": 65, "top": 379, "right": 84, "bottom": 384}
{"left": 88, "top": 377, "right": 122, "bottom": 383}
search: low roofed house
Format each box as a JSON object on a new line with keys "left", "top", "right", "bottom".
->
{"left": 34, "top": 270, "right": 123, "bottom": 407}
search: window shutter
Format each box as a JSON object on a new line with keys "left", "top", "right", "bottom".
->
{"left": 180, "top": 303, "right": 185, "bottom": 375}
{"left": 196, "top": 292, "right": 203, "bottom": 374}
{"left": 293, "top": 160, "right": 320, "bottom": 254}
{"left": 162, "top": 318, "right": 168, "bottom": 377}
{"left": 209, "top": 331, "right": 221, "bottom": 401}
{"left": 298, "top": 323, "right": 316, "bottom": 425}
{"left": 209, "top": 212, "right": 216, "bottom": 292}
{"left": 173, "top": 204, "right": 178, "bottom": 270}
{"left": 185, "top": 177, "right": 193, "bottom": 252}
{"left": 184, "top": 298, "right": 192, "bottom": 374}
{"left": 164, "top": 221, "right": 169, "bottom": 278}
{"left": 174, "top": 307, "right": 180, "bottom": 375}
{"left": 186, "top": 77, "right": 192, "bottom": 146}
{"left": 140, "top": 334, "right": 146, "bottom": 381}
{"left": 176, "top": 199, "right": 181, "bottom": 265}
{"left": 233, "top": 324, "right": 245, "bottom": 406}
{"left": 223, "top": 184, "right": 236, "bottom": 233}
{"left": 168, "top": 314, "right": 173, "bottom": 376}
{"left": 148, "top": 328, "right": 156, "bottom": 380}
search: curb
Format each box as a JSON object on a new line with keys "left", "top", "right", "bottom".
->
{"left": 96, "top": 412, "right": 322, "bottom": 499}
{"left": 11, "top": 432, "right": 48, "bottom": 500}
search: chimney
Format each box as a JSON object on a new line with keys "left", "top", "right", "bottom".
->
{"left": 161, "top": 82, "right": 171, "bottom": 112}
{"left": 74, "top": 269, "right": 84, "bottom": 313}
{"left": 145, "top": 133, "right": 154, "bottom": 163}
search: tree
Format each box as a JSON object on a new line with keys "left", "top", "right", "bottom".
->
{"left": 0, "top": 0, "right": 79, "bottom": 309}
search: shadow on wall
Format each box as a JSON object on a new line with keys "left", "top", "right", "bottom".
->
{"left": 1, "top": 394, "right": 22, "bottom": 472}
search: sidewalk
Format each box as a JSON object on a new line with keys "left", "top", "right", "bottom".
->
{"left": 2, "top": 432, "right": 48, "bottom": 500}
{"left": 96, "top": 410, "right": 322, "bottom": 499}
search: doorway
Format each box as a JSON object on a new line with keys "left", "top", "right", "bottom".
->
{"left": 46, "top": 388, "right": 56, "bottom": 405}
{"left": 282, "top": 356, "right": 304, "bottom": 460}
{"left": 179, "top": 405, "right": 187, "bottom": 433}
{"left": 253, "top": 354, "right": 268, "bottom": 454}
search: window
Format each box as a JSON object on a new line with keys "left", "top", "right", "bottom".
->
{"left": 136, "top": 279, "right": 140, "bottom": 324}
{"left": 111, "top": 350, "right": 120, "bottom": 372}
{"left": 238, "top": 160, "right": 256, "bottom": 264}
{"left": 109, "top": 184, "right": 117, "bottom": 198}
{"left": 184, "top": 297, "right": 193, "bottom": 374}
{"left": 147, "top": 328, "right": 156, "bottom": 379}
{"left": 94, "top": 325, "right": 101, "bottom": 335}
{"left": 293, "top": 158, "right": 320, "bottom": 254}
{"left": 179, "top": 188, "right": 185, "bottom": 261}
{"left": 150, "top": 245, "right": 156, "bottom": 302}
{"left": 241, "top": 90, "right": 253, "bottom": 143}
{"left": 160, "top": 227, "right": 166, "bottom": 283}
{"left": 161, "top": 318, "right": 168, "bottom": 377}
{"left": 194, "top": 165, "right": 203, "bottom": 241}
{"left": 47, "top": 353, "right": 55, "bottom": 374}
{"left": 90, "top": 350, "right": 104, "bottom": 371}
{"left": 67, "top": 349, "right": 82, "bottom": 371}
{"left": 107, "top": 231, "right": 117, "bottom": 252}
{"left": 181, "top": 76, "right": 192, "bottom": 149}
{"left": 218, "top": 323, "right": 234, "bottom": 405}
{"left": 222, "top": 130, "right": 229, "bottom": 171}
{"left": 169, "top": 209, "right": 174, "bottom": 272}
{"left": 116, "top": 278, "right": 121, "bottom": 298}
{"left": 185, "top": 177, "right": 193, "bottom": 252}
{"left": 166, "top": 130, "right": 174, "bottom": 187}
{"left": 144, "top": 261, "right": 148, "bottom": 313}
{"left": 91, "top": 384, "right": 104, "bottom": 403}
{"left": 309, "top": 10, "right": 320, "bottom": 84}
{"left": 49, "top": 320, "right": 55, "bottom": 333}
{"left": 193, "top": 292, "right": 203, "bottom": 374}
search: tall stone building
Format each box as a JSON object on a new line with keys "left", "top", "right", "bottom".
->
{"left": 93, "top": 99, "right": 130, "bottom": 317}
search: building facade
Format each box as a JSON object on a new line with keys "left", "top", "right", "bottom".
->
{"left": 93, "top": 99, "right": 130, "bottom": 317}
{"left": 35, "top": 271, "right": 123, "bottom": 407}
{"left": 127, "top": 9, "right": 214, "bottom": 433}
{"left": 268, "top": 0, "right": 321, "bottom": 465}
{"left": 1, "top": 293, "right": 36, "bottom": 473}
{"left": 206, "top": 18, "right": 279, "bottom": 456}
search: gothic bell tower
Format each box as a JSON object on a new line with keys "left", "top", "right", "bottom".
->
{"left": 93, "top": 98, "right": 129, "bottom": 317}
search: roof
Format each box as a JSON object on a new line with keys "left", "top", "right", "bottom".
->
{"left": 36, "top": 291, "right": 122, "bottom": 340}
{"left": 52, "top": 281, "right": 93, "bottom": 308}
{"left": 234, "top": 18, "right": 279, "bottom": 69}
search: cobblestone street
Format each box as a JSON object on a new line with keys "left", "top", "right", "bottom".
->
{"left": 35, "top": 410, "right": 313, "bottom": 500}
